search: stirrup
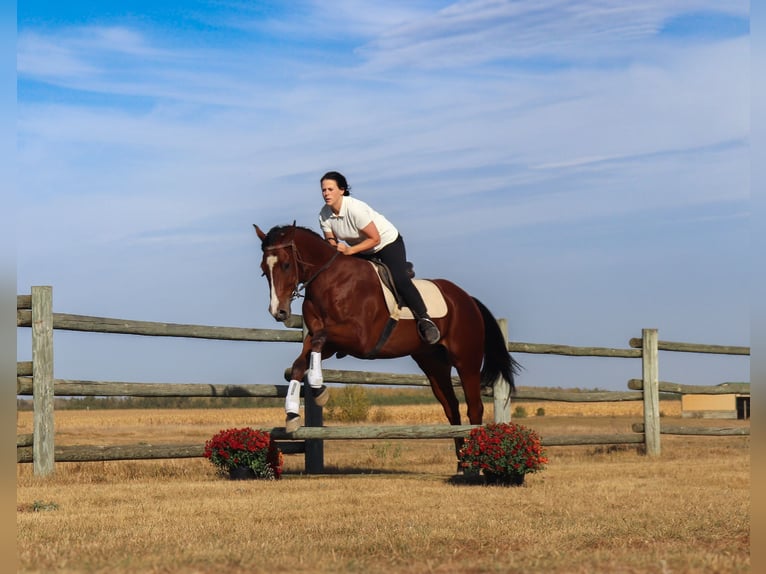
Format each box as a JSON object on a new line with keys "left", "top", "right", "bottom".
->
{"left": 417, "top": 318, "right": 441, "bottom": 344}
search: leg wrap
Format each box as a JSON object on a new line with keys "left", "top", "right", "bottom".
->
{"left": 285, "top": 379, "right": 301, "bottom": 414}
{"left": 307, "top": 351, "right": 324, "bottom": 389}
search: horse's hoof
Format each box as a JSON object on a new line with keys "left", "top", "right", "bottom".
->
{"left": 312, "top": 385, "right": 329, "bottom": 407}
{"left": 285, "top": 413, "right": 301, "bottom": 433}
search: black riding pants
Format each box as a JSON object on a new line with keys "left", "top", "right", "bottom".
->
{"left": 370, "top": 235, "right": 428, "bottom": 318}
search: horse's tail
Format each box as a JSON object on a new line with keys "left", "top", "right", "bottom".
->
{"left": 472, "top": 297, "right": 521, "bottom": 392}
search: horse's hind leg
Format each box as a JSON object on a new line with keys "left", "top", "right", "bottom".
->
{"left": 439, "top": 350, "right": 486, "bottom": 470}
{"left": 412, "top": 349, "right": 464, "bottom": 460}
{"left": 413, "top": 349, "right": 460, "bottom": 424}
{"left": 454, "top": 366, "right": 484, "bottom": 426}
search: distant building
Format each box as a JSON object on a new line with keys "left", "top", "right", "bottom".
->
{"left": 681, "top": 394, "right": 750, "bottom": 420}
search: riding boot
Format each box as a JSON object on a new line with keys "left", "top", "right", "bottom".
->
{"left": 416, "top": 313, "right": 441, "bottom": 344}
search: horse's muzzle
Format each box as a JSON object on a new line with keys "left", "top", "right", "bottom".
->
{"left": 274, "top": 308, "right": 291, "bottom": 322}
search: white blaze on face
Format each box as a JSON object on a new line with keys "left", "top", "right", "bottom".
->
{"left": 265, "top": 254, "right": 280, "bottom": 318}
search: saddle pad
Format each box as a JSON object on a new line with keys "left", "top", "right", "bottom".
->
{"left": 369, "top": 262, "right": 448, "bottom": 320}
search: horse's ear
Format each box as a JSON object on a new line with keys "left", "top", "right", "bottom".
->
{"left": 254, "top": 224, "right": 267, "bottom": 241}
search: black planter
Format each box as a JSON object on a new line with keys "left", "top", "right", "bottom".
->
{"left": 484, "top": 471, "right": 525, "bottom": 486}
{"left": 228, "top": 466, "right": 256, "bottom": 480}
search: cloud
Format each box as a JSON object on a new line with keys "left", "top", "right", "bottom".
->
{"left": 355, "top": 0, "right": 749, "bottom": 71}
{"left": 16, "top": 9, "right": 748, "bottom": 255}
{"left": 17, "top": 32, "right": 99, "bottom": 80}
{"left": 15, "top": 3, "right": 749, "bottom": 251}
{"left": 17, "top": 26, "right": 174, "bottom": 82}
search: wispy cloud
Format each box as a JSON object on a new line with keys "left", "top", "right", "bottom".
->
{"left": 17, "top": 32, "right": 100, "bottom": 80}
{"left": 16, "top": 15, "right": 748, "bottom": 250}
{"left": 15, "top": 6, "right": 747, "bottom": 242}
{"left": 18, "top": 26, "right": 177, "bottom": 80}
{"left": 355, "top": 0, "right": 749, "bottom": 70}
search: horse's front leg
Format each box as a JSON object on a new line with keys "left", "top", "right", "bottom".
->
{"left": 285, "top": 331, "right": 331, "bottom": 433}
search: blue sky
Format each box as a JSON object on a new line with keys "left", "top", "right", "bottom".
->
{"left": 16, "top": 1, "right": 750, "bottom": 393}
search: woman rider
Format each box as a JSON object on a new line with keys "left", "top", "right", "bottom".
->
{"left": 318, "top": 170, "right": 441, "bottom": 345}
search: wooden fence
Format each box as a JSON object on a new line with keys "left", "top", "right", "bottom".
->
{"left": 17, "top": 286, "right": 750, "bottom": 476}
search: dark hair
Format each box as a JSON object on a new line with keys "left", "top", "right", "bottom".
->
{"left": 321, "top": 171, "right": 351, "bottom": 196}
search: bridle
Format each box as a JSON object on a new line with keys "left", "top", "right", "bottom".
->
{"left": 263, "top": 240, "right": 340, "bottom": 300}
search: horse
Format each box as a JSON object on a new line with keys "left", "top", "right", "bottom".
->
{"left": 253, "top": 223, "right": 520, "bottom": 460}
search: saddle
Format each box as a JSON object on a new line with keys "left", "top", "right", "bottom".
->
{"left": 367, "top": 258, "right": 411, "bottom": 307}
{"left": 366, "top": 259, "right": 447, "bottom": 320}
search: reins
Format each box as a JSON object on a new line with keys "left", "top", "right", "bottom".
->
{"left": 264, "top": 240, "right": 340, "bottom": 300}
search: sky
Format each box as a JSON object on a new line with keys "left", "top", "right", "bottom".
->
{"left": 15, "top": 1, "right": 750, "bottom": 395}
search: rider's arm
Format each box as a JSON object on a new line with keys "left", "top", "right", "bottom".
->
{"left": 324, "top": 232, "right": 338, "bottom": 247}
{"left": 342, "top": 222, "right": 380, "bottom": 255}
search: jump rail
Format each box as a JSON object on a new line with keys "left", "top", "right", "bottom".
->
{"left": 17, "top": 286, "right": 749, "bottom": 476}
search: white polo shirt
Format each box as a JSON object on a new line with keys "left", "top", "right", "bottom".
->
{"left": 319, "top": 196, "right": 399, "bottom": 254}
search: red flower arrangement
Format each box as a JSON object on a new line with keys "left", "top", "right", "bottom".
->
{"left": 204, "top": 427, "right": 283, "bottom": 480}
{"left": 458, "top": 423, "right": 547, "bottom": 482}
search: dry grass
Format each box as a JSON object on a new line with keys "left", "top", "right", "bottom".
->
{"left": 17, "top": 404, "right": 749, "bottom": 574}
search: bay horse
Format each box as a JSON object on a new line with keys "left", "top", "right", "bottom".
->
{"left": 254, "top": 223, "right": 520, "bottom": 459}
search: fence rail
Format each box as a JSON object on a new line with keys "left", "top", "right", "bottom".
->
{"left": 507, "top": 342, "right": 640, "bottom": 358}
{"left": 17, "top": 286, "right": 749, "bottom": 475}
{"left": 16, "top": 309, "right": 303, "bottom": 343}
{"left": 16, "top": 378, "right": 289, "bottom": 398}
{"left": 630, "top": 423, "right": 750, "bottom": 436}
{"left": 628, "top": 338, "right": 749, "bottom": 355}
{"left": 15, "top": 430, "right": 648, "bottom": 465}
{"left": 627, "top": 380, "right": 750, "bottom": 395}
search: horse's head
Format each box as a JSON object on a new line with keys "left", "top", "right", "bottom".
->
{"left": 254, "top": 223, "right": 300, "bottom": 322}
{"left": 254, "top": 223, "right": 339, "bottom": 322}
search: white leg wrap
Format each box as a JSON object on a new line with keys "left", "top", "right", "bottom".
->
{"left": 285, "top": 379, "right": 301, "bottom": 414}
{"left": 307, "top": 351, "right": 324, "bottom": 389}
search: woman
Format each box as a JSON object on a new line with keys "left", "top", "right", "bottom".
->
{"left": 318, "top": 170, "right": 441, "bottom": 344}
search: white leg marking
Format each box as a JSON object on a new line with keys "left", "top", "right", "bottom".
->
{"left": 307, "top": 351, "right": 323, "bottom": 389}
{"left": 285, "top": 379, "right": 301, "bottom": 414}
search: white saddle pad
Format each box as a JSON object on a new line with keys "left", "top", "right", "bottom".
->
{"left": 369, "top": 262, "right": 448, "bottom": 320}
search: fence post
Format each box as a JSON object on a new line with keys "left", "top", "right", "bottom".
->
{"left": 302, "top": 321, "right": 324, "bottom": 474}
{"left": 641, "top": 328, "right": 661, "bottom": 456}
{"left": 493, "top": 318, "right": 511, "bottom": 423}
{"left": 304, "top": 390, "right": 324, "bottom": 473}
{"left": 32, "top": 286, "right": 55, "bottom": 476}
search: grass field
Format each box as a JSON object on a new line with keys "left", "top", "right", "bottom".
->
{"left": 17, "top": 401, "right": 749, "bottom": 573}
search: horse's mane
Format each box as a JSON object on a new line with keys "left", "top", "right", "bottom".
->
{"left": 261, "top": 224, "right": 325, "bottom": 251}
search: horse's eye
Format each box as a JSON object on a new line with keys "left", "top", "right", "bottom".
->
{"left": 282, "top": 262, "right": 291, "bottom": 271}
